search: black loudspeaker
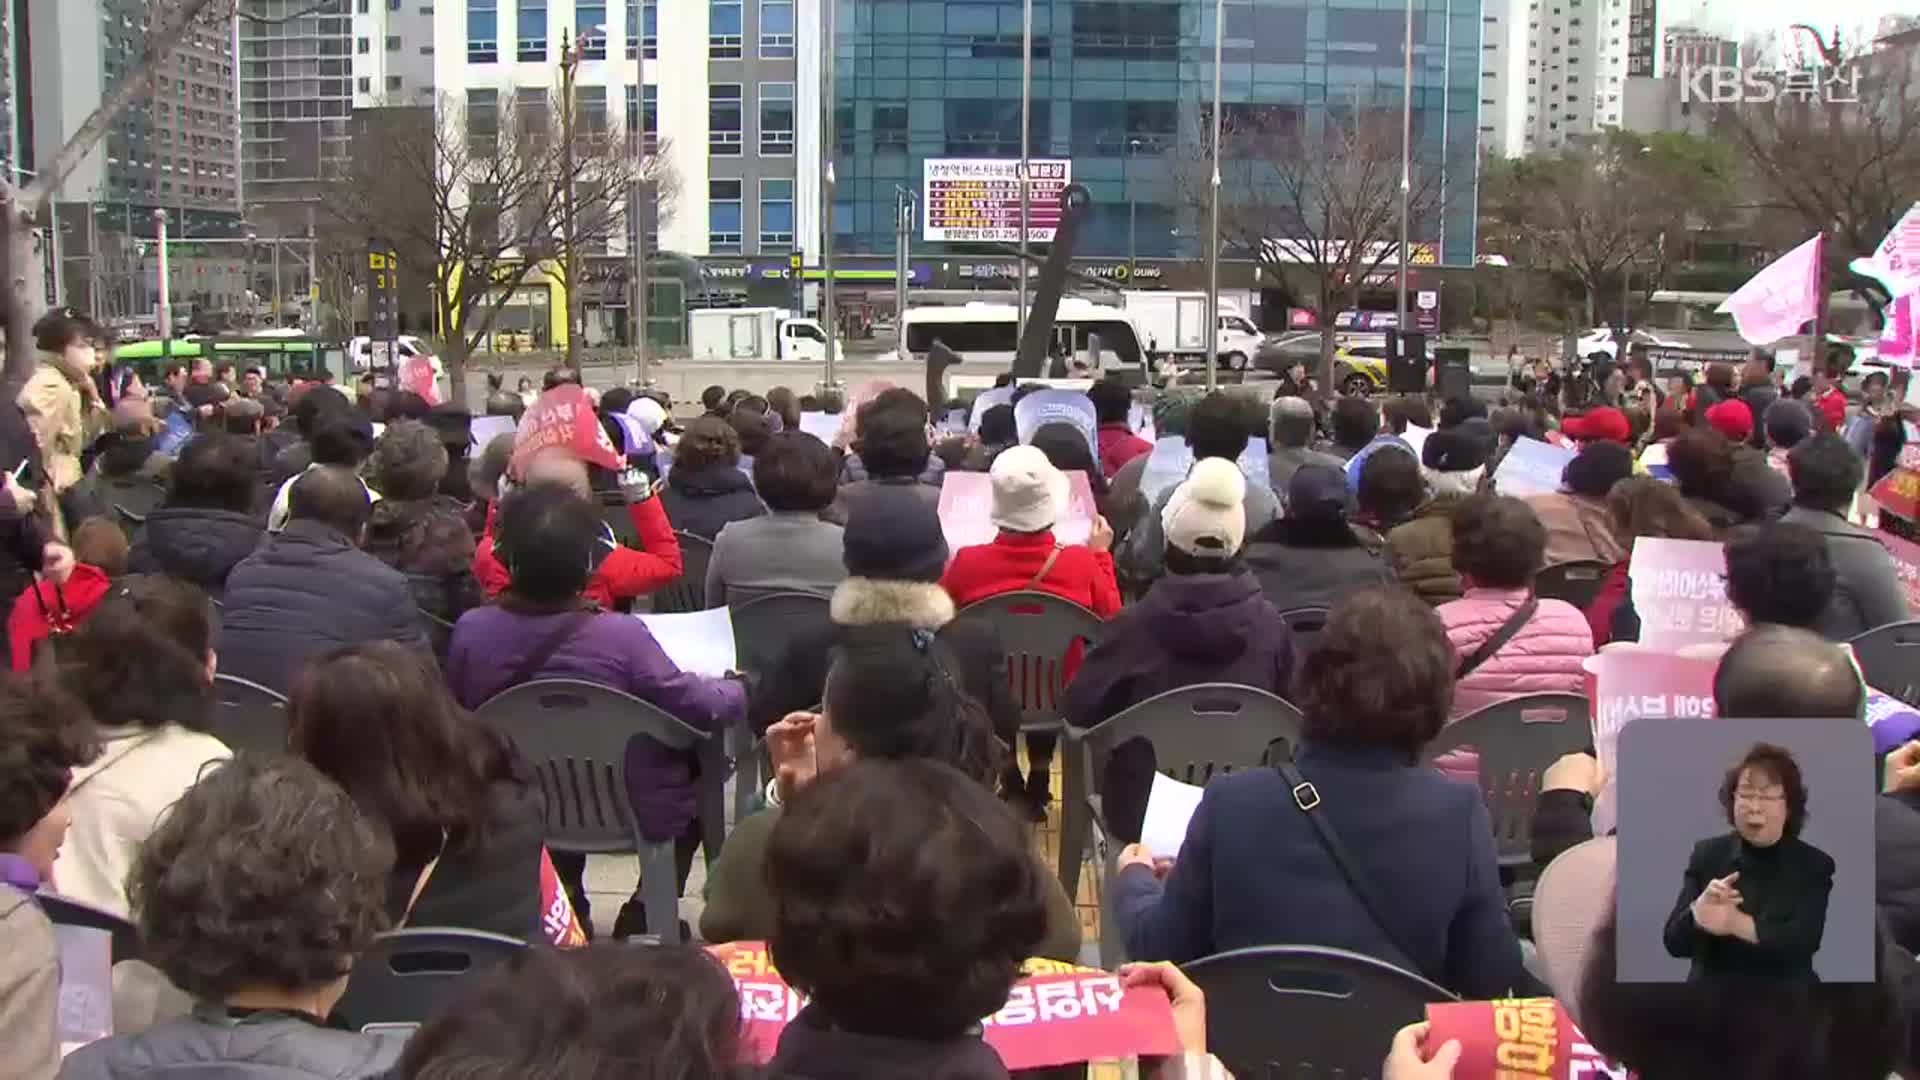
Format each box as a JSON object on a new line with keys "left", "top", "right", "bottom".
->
{"left": 1434, "top": 346, "right": 1472, "bottom": 400}
{"left": 1386, "top": 330, "right": 1428, "bottom": 393}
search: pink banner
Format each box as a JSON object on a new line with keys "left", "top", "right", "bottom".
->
{"left": 937, "top": 470, "right": 1096, "bottom": 552}
{"left": 1627, "top": 537, "right": 1746, "bottom": 652}
{"left": 1425, "top": 998, "right": 1629, "bottom": 1079}
{"left": 1717, "top": 234, "right": 1824, "bottom": 346}
{"left": 1584, "top": 647, "right": 1721, "bottom": 834}
{"left": 1880, "top": 292, "right": 1916, "bottom": 368}
{"left": 1880, "top": 531, "right": 1920, "bottom": 611}
{"left": 1852, "top": 202, "right": 1920, "bottom": 301}
{"left": 710, "top": 943, "right": 1181, "bottom": 1069}
{"left": 511, "top": 384, "right": 624, "bottom": 475}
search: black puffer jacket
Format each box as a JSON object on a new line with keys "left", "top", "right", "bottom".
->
{"left": 127, "top": 506, "right": 265, "bottom": 597}
{"left": 217, "top": 520, "right": 426, "bottom": 693}
{"left": 60, "top": 1010, "right": 405, "bottom": 1080}
{"left": 363, "top": 495, "right": 482, "bottom": 625}
{"left": 656, "top": 462, "right": 765, "bottom": 540}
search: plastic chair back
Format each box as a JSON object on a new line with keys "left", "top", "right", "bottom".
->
{"left": 1421, "top": 692, "right": 1591, "bottom": 865}
{"left": 1535, "top": 560, "right": 1611, "bottom": 611}
{"left": 947, "top": 590, "right": 1105, "bottom": 733}
{"left": 1850, "top": 620, "right": 1920, "bottom": 708}
{"left": 1277, "top": 606, "right": 1330, "bottom": 656}
{"left": 1181, "top": 945, "right": 1458, "bottom": 1079}
{"left": 209, "top": 674, "right": 290, "bottom": 754}
{"left": 650, "top": 531, "right": 714, "bottom": 614}
{"left": 473, "top": 679, "right": 706, "bottom": 940}
{"left": 37, "top": 893, "right": 140, "bottom": 965}
{"left": 332, "top": 928, "right": 525, "bottom": 1034}
{"left": 731, "top": 591, "right": 830, "bottom": 676}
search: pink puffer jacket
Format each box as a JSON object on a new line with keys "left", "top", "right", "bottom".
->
{"left": 1440, "top": 587, "right": 1595, "bottom": 720}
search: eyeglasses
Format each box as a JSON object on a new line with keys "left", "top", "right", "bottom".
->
{"left": 1734, "top": 789, "right": 1786, "bottom": 805}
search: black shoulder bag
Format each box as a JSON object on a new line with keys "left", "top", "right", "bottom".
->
{"left": 1454, "top": 597, "right": 1538, "bottom": 681}
{"left": 1274, "top": 758, "right": 1429, "bottom": 977}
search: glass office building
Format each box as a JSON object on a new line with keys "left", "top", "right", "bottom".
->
{"left": 831, "top": 0, "right": 1481, "bottom": 270}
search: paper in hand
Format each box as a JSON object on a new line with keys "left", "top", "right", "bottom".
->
{"left": 636, "top": 607, "right": 739, "bottom": 678}
{"left": 1140, "top": 772, "right": 1205, "bottom": 859}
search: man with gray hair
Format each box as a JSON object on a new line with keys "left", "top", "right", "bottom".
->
{"left": 1268, "top": 395, "right": 1342, "bottom": 504}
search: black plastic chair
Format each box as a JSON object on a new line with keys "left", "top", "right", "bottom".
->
{"left": 728, "top": 591, "right": 831, "bottom": 823}
{"left": 1181, "top": 945, "right": 1458, "bottom": 1080}
{"left": 1061, "top": 683, "right": 1304, "bottom": 953}
{"left": 1851, "top": 620, "right": 1920, "bottom": 708}
{"left": 1277, "top": 606, "right": 1330, "bottom": 656}
{"left": 209, "top": 674, "right": 290, "bottom": 754}
{"left": 1421, "top": 692, "right": 1591, "bottom": 868}
{"left": 37, "top": 893, "right": 140, "bottom": 965}
{"left": 1535, "top": 560, "right": 1611, "bottom": 611}
{"left": 332, "top": 928, "right": 525, "bottom": 1034}
{"left": 946, "top": 590, "right": 1106, "bottom": 735}
{"left": 649, "top": 531, "right": 714, "bottom": 615}
{"left": 474, "top": 679, "right": 712, "bottom": 941}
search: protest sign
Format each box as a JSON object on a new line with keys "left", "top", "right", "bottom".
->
{"left": 538, "top": 847, "right": 588, "bottom": 947}
{"left": 939, "top": 470, "right": 1096, "bottom": 552}
{"left": 710, "top": 942, "right": 1181, "bottom": 1069}
{"left": 55, "top": 925, "right": 113, "bottom": 1055}
{"left": 1138, "top": 437, "right": 1271, "bottom": 503}
{"left": 401, "top": 352, "right": 442, "bottom": 405}
{"left": 969, "top": 386, "right": 1018, "bottom": 431}
{"left": 1880, "top": 531, "right": 1920, "bottom": 611}
{"left": 1627, "top": 537, "right": 1745, "bottom": 652}
{"left": 1584, "top": 647, "right": 1720, "bottom": 834}
{"left": 1014, "top": 389, "right": 1099, "bottom": 459}
{"left": 1424, "top": 998, "right": 1627, "bottom": 1080}
{"left": 797, "top": 411, "right": 842, "bottom": 445}
{"left": 1491, "top": 437, "right": 1575, "bottom": 497}
{"left": 1872, "top": 465, "right": 1920, "bottom": 521}
{"left": 512, "top": 384, "right": 624, "bottom": 475}
{"left": 635, "top": 607, "right": 739, "bottom": 678}
{"left": 470, "top": 414, "right": 517, "bottom": 448}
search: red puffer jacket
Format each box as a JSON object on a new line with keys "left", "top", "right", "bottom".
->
{"left": 473, "top": 495, "right": 683, "bottom": 608}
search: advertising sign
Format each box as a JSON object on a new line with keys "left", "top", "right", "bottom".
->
{"left": 923, "top": 159, "right": 1072, "bottom": 243}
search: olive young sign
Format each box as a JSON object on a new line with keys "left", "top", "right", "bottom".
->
{"left": 924, "top": 159, "right": 1072, "bottom": 243}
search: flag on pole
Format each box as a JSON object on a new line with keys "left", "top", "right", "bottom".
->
{"left": 1717, "top": 234, "right": 1825, "bottom": 346}
{"left": 1850, "top": 202, "right": 1920, "bottom": 300}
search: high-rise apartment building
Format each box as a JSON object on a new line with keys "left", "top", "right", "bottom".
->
{"left": 238, "top": 0, "right": 354, "bottom": 237}
{"left": 1479, "top": 0, "right": 1631, "bottom": 158}
{"left": 353, "top": 0, "right": 436, "bottom": 106}
{"left": 1626, "top": 0, "right": 1659, "bottom": 76}
{"left": 1660, "top": 24, "right": 1736, "bottom": 76}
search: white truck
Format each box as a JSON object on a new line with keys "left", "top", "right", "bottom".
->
{"left": 1119, "top": 290, "right": 1266, "bottom": 371}
{"left": 687, "top": 307, "right": 838, "bottom": 363}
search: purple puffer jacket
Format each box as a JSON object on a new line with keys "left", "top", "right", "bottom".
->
{"left": 446, "top": 607, "right": 746, "bottom": 842}
{"left": 1433, "top": 587, "right": 1594, "bottom": 783}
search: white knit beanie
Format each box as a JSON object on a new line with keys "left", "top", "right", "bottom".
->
{"left": 1162, "top": 458, "right": 1248, "bottom": 558}
{"left": 990, "top": 444, "right": 1068, "bottom": 533}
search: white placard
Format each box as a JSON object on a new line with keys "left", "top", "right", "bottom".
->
{"left": 1141, "top": 772, "right": 1206, "bottom": 859}
{"left": 1138, "top": 437, "right": 1272, "bottom": 503}
{"left": 798, "top": 411, "right": 843, "bottom": 445}
{"left": 470, "top": 414, "right": 518, "bottom": 447}
{"left": 1014, "top": 388, "right": 1099, "bottom": 460}
{"left": 1491, "top": 436, "right": 1575, "bottom": 497}
{"left": 968, "top": 386, "right": 1017, "bottom": 432}
{"left": 635, "top": 607, "right": 738, "bottom": 678}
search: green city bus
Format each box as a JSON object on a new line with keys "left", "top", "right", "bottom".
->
{"left": 113, "top": 335, "right": 351, "bottom": 384}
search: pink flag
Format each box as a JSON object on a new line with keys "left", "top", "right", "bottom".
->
{"left": 1717, "top": 234, "right": 1824, "bottom": 345}
{"left": 1851, "top": 202, "right": 1920, "bottom": 300}
{"left": 1879, "top": 291, "right": 1916, "bottom": 368}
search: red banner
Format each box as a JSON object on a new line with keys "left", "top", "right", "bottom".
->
{"left": 1873, "top": 466, "right": 1920, "bottom": 522}
{"left": 1881, "top": 530, "right": 1920, "bottom": 611}
{"left": 512, "top": 384, "right": 624, "bottom": 476}
{"left": 537, "top": 846, "right": 587, "bottom": 947}
{"left": 708, "top": 942, "right": 1181, "bottom": 1069}
{"left": 1627, "top": 537, "right": 1745, "bottom": 652}
{"left": 1425, "top": 998, "right": 1629, "bottom": 1079}
{"left": 401, "top": 352, "right": 442, "bottom": 406}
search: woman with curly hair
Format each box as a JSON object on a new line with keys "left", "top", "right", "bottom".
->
{"left": 363, "top": 419, "right": 482, "bottom": 624}
{"left": 61, "top": 754, "right": 405, "bottom": 1079}
{"left": 0, "top": 675, "right": 99, "bottom": 1076}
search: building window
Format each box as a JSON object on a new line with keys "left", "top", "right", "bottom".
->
{"left": 710, "top": 179, "right": 743, "bottom": 253}
{"left": 626, "top": 0, "right": 657, "bottom": 59}
{"left": 357, "top": 36, "right": 370, "bottom": 52}
{"left": 518, "top": 0, "right": 547, "bottom": 61}
{"left": 562, "top": 4, "right": 601, "bottom": 57}
{"left": 387, "top": 75, "right": 403, "bottom": 91}
{"left": 711, "top": 0, "right": 743, "bottom": 58}
{"left": 467, "top": 88, "right": 499, "bottom": 156}
{"left": 385, "top": 35, "right": 400, "bottom": 50}
{"left": 760, "top": 0, "right": 793, "bottom": 57}
{"left": 625, "top": 84, "right": 659, "bottom": 153}
{"left": 874, "top": 103, "right": 907, "bottom": 150}
{"left": 759, "top": 82, "right": 794, "bottom": 155}
{"left": 759, "top": 178, "right": 794, "bottom": 249}
{"left": 357, "top": 76, "right": 372, "bottom": 93}
{"left": 710, "top": 84, "right": 743, "bottom": 156}
{"left": 515, "top": 87, "right": 550, "bottom": 145}
{"left": 577, "top": 85, "right": 608, "bottom": 138}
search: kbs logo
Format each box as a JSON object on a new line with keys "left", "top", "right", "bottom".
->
{"left": 1680, "top": 63, "right": 1862, "bottom": 104}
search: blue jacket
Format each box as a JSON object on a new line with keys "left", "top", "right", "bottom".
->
{"left": 1112, "top": 740, "right": 1532, "bottom": 999}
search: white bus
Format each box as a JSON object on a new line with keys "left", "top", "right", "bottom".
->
{"left": 900, "top": 299, "right": 1150, "bottom": 375}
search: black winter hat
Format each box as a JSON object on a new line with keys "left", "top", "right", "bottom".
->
{"left": 1422, "top": 426, "right": 1491, "bottom": 472}
{"left": 843, "top": 486, "right": 949, "bottom": 582}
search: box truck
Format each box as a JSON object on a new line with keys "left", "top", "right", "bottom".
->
{"left": 1120, "top": 291, "right": 1266, "bottom": 371}
{"left": 687, "top": 307, "right": 839, "bottom": 363}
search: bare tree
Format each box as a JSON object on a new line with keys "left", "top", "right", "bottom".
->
{"left": 1480, "top": 129, "right": 1737, "bottom": 338}
{"left": 323, "top": 92, "right": 677, "bottom": 406}
{"left": 1167, "top": 102, "right": 1447, "bottom": 391}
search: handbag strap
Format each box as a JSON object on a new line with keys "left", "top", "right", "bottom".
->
{"left": 1454, "top": 597, "right": 1538, "bottom": 681}
{"left": 507, "top": 611, "right": 594, "bottom": 687}
{"left": 1274, "top": 759, "right": 1427, "bottom": 976}
{"left": 1027, "top": 543, "right": 1065, "bottom": 590}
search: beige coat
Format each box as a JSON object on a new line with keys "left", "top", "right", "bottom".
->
{"left": 55, "top": 726, "right": 231, "bottom": 919}
{"left": 17, "top": 358, "right": 99, "bottom": 496}
{"left": 0, "top": 884, "right": 59, "bottom": 1080}
{"left": 1527, "top": 492, "right": 1628, "bottom": 568}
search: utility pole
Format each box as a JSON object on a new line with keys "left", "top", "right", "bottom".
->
{"left": 559, "top": 31, "right": 583, "bottom": 371}
{"left": 1395, "top": 0, "right": 1414, "bottom": 335}
{"left": 632, "top": 7, "right": 652, "bottom": 386}
{"left": 1127, "top": 137, "right": 1140, "bottom": 283}
{"left": 1016, "top": 0, "right": 1032, "bottom": 342}
{"left": 821, "top": 0, "right": 839, "bottom": 390}
{"left": 894, "top": 186, "right": 912, "bottom": 359}
{"left": 1205, "top": 0, "right": 1223, "bottom": 393}
{"left": 154, "top": 210, "right": 171, "bottom": 361}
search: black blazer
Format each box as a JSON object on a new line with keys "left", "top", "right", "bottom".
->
{"left": 1663, "top": 831, "right": 1835, "bottom": 980}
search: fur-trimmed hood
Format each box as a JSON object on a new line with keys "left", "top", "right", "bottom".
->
{"left": 829, "top": 576, "right": 955, "bottom": 630}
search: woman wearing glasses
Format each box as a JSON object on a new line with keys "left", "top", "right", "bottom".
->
{"left": 1664, "top": 741, "right": 1835, "bottom": 980}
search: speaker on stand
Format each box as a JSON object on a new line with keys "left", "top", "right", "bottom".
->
{"left": 1386, "top": 329, "right": 1428, "bottom": 394}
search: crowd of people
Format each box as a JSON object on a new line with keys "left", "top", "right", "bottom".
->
{"left": 2, "top": 306, "right": 1919, "bottom": 1079}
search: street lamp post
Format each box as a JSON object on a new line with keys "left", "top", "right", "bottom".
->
{"left": 821, "top": 0, "right": 839, "bottom": 391}
{"left": 1127, "top": 137, "right": 1141, "bottom": 283}
{"left": 1394, "top": 0, "right": 1413, "bottom": 334}
{"left": 1017, "top": 0, "right": 1032, "bottom": 341}
{"left": 154, "top": 210, "right": 172, "bottom": 362}
{"left": 1205, "top": 0, "right": 1223, "bottom": 393}
{"left": 243, "top": 223, "right": 257, "bottom": 325}
{"left": 633, "top": 17, "right": 652, "bottom": 386}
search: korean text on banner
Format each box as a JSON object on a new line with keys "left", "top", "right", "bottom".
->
{"left": 1628, "top": 537, "right": 1746, "bottom": 652}
{"left": 512, "top": 384, "right": 624, "bottom": 475}
{"left": 635, "top": 607, "right": 739, "bottom": 678}
{"left": 55, "top": 925, "right": 114, "bottom": 1055}
{"left": 1850, "top": 202, "right": 1920, "bottom": 302}
{"left": 1879, "top": 531, "right": 1920, "bottom": 612}
{"left": 1872, "top": 465, "right": 1920, "bottom": 522}
{"left": 1014, "top": 389, "right": 1100, "bottom": 460}
{"left": 1491, "top": 437, "right": 1576, "bottom": 498}
{"left": 939, "top": 470, "right": 1096, "bottom": 552}
{"left": 1139, "top": 437, "right": 1271, "bottom": 503}
{"left": 1717, "top": 233, "right": 1824, "bottom": 346}
{"left": 710, "top": 942, "right": 1181, "bottom": 1069}
{"left": 538, "top": 847, "right": 589, "bottom": 947}
{"left": 1423, "top": 998, "right": 1628, "bottom": 1080}
{"left": 1584, "top": 647, "right": 1720, "bottom": 835}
